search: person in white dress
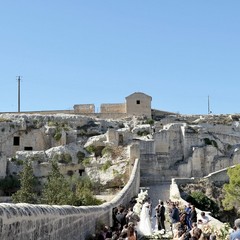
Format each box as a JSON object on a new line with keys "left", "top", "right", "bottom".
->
{"left": 137, "top": 200, "right": 153, "bottom": 236}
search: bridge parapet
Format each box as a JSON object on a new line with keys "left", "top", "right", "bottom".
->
{"left": 0, "top": 159, "right": 140, "bottom": 240}
{"left": 170, "top": 177, "right": 225, "bottom": 230}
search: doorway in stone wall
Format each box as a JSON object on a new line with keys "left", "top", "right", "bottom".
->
{"left": 118, "top": 134, "right": 123, "bottom": 145}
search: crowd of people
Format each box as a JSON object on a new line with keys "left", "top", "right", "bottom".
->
{"left": 93, "top": 197, "right": 140, "bottom": 240}
{"left": 92, "top": 194, "right": 240, "bottom": 240}
{"left": 166, "top": 200, "right": 214, "bottom": 240}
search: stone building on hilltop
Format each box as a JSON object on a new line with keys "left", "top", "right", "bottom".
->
{"left": 74, "top": 92, "right": 152, "bottom": 118}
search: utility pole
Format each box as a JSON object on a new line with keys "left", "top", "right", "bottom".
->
{"left": 208, "top": 95, "right": 212, "bottom": 114}
{"left": 17, "top": 76, "right": 21, "bottom": 112}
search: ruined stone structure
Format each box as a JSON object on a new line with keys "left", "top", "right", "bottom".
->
{"left": 73, "top": 92, "right": 152, "bottom": 118}
{"left": 101, "top": 103, "right": 126, "bottom": 114}
{"left": 73, "top": 104, "right": 95, "bottom": 114}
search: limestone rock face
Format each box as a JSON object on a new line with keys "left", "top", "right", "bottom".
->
{"left": 131, "top": 124, "right": 151, "bottom": 134}
{"left": 84, "top": 134, "right": 107, "bottom": 148}
{"left": 84, "top": 147, "right": 129, "bottom": 188}
{"left": 0, "top": 113, "right": 134, "bottom": 189}
{"left": 191, "top": 146, "right": 219, "bottom": 177}
{"left": 1, "top": 112, "right": 240, "bottom": 186}
{"left": 233, "top": 148, "right": 240, "bottom": 165}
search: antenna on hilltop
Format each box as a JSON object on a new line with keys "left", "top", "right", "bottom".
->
{"left": 17, "top": 76, "right": 22, "bottom": 112}
{"left": 208, "top": 95, "right": 212, "bottom": 114}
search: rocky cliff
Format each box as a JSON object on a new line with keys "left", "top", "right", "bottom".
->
{"left": 0, "top": 113, "right": 240, "bottom": 195}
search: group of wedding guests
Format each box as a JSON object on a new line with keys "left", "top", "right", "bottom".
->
{"left": 95, "top": 195, "right": 155, "bottom": 240}
{"left": 94, "top": 199, "right": 140, "bottom": 240}
{"left": 94, "top": 197, "right": 218, "bottom": 240}
{"left": 166, "top": 200, "right": 217, "bottom": 240}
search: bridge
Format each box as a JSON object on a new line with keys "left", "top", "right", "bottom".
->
{"left": 0, "top": 154, "right": 228, "bottom": 240}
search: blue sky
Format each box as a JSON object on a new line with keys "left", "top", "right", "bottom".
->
{"left": 1, "top": 1, "right": 240, "bottom": 115}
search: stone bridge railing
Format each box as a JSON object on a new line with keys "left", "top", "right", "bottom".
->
{"left": 0, "top": 159, "right": 140, "bottom": 240}
{"left": 170, "top": 177, "right": 225, "bottom": 229}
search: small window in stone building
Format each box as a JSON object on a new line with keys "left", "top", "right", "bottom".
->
{"left": 136, "top": 100, "right": 140, "bottom": 104}
{"left": 24, "top": 147, "right": 33, "bottom": 151}
{"left": 79, "top": 169, "right": 85, "bottom": 176}
{"left": 13, "top": 136, "right": 20, "bottom": 146}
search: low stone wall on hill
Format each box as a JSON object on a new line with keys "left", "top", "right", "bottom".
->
{"left": 0, "top": 159, "right": 140, "bottom": 240}
{"left": 203, "top": 165, "right": 232, "bottom": 184}
{"left": 170, "top": 177, "right": 224, "bottom": 229}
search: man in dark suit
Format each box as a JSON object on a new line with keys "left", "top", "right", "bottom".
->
{"left": 155, "top": 200, "right": 166, "bottom": 232}
{"left": 170, "top": 203, "right": 180, "bottom": 231}
{"left": 116, "top": 205, "right": 127, "bottom": 231}
{"left": 190, "top": 205, "right": 197, "bottom": 227}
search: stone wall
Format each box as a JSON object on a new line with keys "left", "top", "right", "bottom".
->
{"left": 170, "top": 178, "right": 224, "bottom": 229}
{"left": 0, "top": 159, "right": 140, "bottom": 240}
{"left": 76, "top": 113, "right": 128, "bottom": 119}
{"left": 203, "top": 166, "right": 233, "bottom": 184}
{"left": 100, "top": 103, "right": 126, "bottom": 114}
{"left": 73, "top": 104, "right": 95, "bottom": 114}
{"left": 154, "top": 123, "right": 184, "bottom": 166}
{"left": 0, "top": 124, "right": 66, "bottom": 160}
{"left": 139, "top": 140, "right": 155, "bottom": 154}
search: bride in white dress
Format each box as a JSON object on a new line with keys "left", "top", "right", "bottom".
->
{"left": 137, "top": 200, "right": 153, "bottom": 236}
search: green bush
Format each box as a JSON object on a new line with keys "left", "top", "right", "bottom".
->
{"left": 187, "top": 191, "right": 219, "bottom": 216}
{"left": 101, "top": 160, "right": 112, "bottom": 172}
{"left": 144, "top": 119, "right": 154, "bottom": 125}
{"left": 85, "top": 145, "right": 96, "bottom": 154}
{"left": 16, "top": 160, "right": 24, "bottom": 165}
{"left": 77, "top": 151, "right": 85, "bottom": 163}
{"left": 74, "top": 177, "right": 104, "bottom": 206}
{"left": 62, "top": 153, "right": 72, "bottom": 164}
{"left": 101, "top": 146, "right": 113, "bottom": 156}
{"left": 41, "top": 161, "right": 74, "bottom": 205}
{"left": 54, "top": 131, "right": 62, "bottom": 141}
{"left": 0, "top": 176, "right": 20, "bottom": 196}
{"left": 53, "top": 153, "right": 72, "bottom": 164}
{"left": 11, "top": 158, "right": 24, "bottom": 165}
{"left": 12, "top": 162, "right": 37, "bottom": 204}
{"left": 48, "top": 121, "right": 58, "bottom": 126}
{"left": 223, "top": 164, "right": 240, "bottom": 211}
{"left": 137, "top": 130, "right": 150, "bottom": 136}
{"left": 82, "top": 157, "right": 91, "bottom": 166}
{"left": 112, "top": 169, "right": 119, "bottom": 175}
{"left": 85, "top": 145, "right": 104, "bottom": 157}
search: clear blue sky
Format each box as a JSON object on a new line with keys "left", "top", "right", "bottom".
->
{"left": 1, "top": 1, "right": 240, "bottom": 115}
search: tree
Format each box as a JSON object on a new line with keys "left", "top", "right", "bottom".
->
{"left": 0, "top": 175, "right": 20, "bottom": 196}
{"left": 41, "top": 161, "right": 74, "bottom": 205}
{"left": 222, "top": 164, "right": 240, "bottom": 211}
{"left": 12, "top": 161, "right": 37, "bottom": 204}
{"left": 74, "top": 177, "right": 103, "bottom": 206}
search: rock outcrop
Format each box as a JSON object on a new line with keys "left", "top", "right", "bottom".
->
{"left": 0, "top": 113, "right": 240, "bottom": 193}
